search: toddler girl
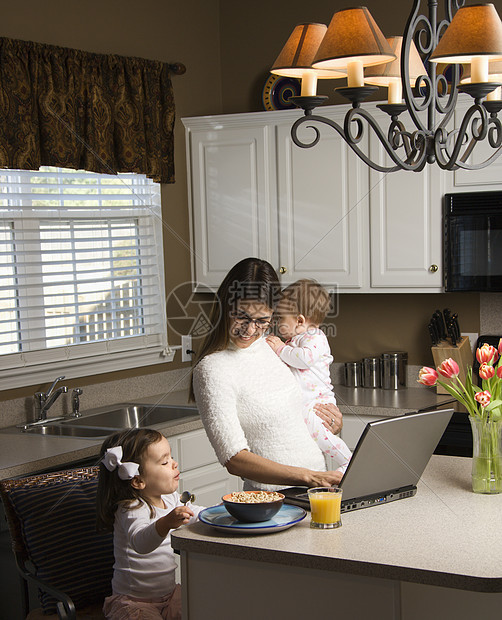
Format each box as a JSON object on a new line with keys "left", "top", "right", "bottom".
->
{"left": 96, "top": 428, "right": 202, "bottom": 620}
{"left": 266, "top": 279, "right": 352, "bottom": 474}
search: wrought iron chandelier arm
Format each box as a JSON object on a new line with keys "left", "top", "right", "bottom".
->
{"left": 291, "top": 109, "right": 428, "bottom": 173}
{"left": 434, "top": 102, "right": 502, "bottom": 170}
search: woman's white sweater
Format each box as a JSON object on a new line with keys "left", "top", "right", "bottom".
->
{"left": 192, "top": 338, "right": 327, "bottom": 491}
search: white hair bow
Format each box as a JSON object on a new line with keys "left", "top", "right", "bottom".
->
{"left": 102, "top": 446, "right": 140, "bottom": 480}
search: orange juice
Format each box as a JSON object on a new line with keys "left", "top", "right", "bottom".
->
{"left": 308, "top": 488, "right": 342, "bottom": 528}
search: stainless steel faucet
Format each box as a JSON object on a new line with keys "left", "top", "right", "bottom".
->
{"left": 34, "top": 376, "right": 68, "bottom": 421}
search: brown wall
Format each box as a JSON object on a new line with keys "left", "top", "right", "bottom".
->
{"left": 0, "top": 1, "right": 493, "bottom": 400}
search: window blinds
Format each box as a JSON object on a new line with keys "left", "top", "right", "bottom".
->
{"left": 0, "top": 167, "right": 167, "bottom": 382}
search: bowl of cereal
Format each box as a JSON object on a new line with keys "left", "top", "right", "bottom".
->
{"left": 222, "top": 491, "right": 285, "bottom": 522}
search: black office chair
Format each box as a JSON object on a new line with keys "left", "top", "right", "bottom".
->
{"left": 0, "top": 466, "right": 113, "bottom": 619}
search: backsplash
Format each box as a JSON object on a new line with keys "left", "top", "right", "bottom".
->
{"left": 0, "top": 368, "right": 193, "bottom": 430}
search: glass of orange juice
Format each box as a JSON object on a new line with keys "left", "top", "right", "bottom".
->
{"left": 307, "top": 487, "right": 343, "bottom": 529}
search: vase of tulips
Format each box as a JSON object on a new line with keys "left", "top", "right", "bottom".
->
{"left": 418, "top": 341, "right": 502, "bottom": 494}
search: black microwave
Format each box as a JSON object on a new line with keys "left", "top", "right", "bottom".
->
{"left": 444, "top": 191, "right": 502, "bottom": 292}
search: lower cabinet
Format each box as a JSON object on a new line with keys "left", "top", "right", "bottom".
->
{"left": 172, "top": 428, "right": 242, "bottom": 509}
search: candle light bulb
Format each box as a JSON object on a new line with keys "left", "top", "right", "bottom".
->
{"left": 387, "top": 78, "right": 403, "bottom": 104}
{"left": 347, "top": 60, "right": 364, "bottom": 88}
{"left": 471, "top": 56, "right": 489, "bottom": 83}
{"left": 301, "top": 71, "right": 318, "bottom": 96}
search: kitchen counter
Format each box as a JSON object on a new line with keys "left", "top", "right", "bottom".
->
{"left": 0, "top": 385, "right": 451, "bottom": 481}
{"left": 172, "top": 455, "right": 502, "bottom": 619}
{"left": 0, "top": 391, "right": 203, "bottom": 480}
{"left": 334, "top": 384, "right": 454, "bottom": 417}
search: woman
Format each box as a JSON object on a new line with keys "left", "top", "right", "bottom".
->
{"left": 191, "top": 257, "right": 343, "bottom": 491}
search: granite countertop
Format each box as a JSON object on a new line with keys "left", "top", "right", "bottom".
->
{"left": 0, "top": 385, "right": 452, "bottom": 481}
{"left": 172, "top": 455, "right": 502, "bottom": 593}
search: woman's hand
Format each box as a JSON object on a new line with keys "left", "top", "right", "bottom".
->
{"left": 266, "top": 334, "right": 284, "bottom": 354}
{"left": 306, "top": 469, "right": 343, "bottom": 487}
{"left": 155, "top": 506, "right": 194, "bottom": 538}
{"left": 314, "top": 403, "right": 343, "bottom": 434}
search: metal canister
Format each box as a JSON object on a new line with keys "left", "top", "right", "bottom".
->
{"left": 344, "top": 361, "right": 363, "bottom": 387}
{"left": 380, "top": 351, "right": 408, "bottom": 390}
{"left": 362, "top": 357, "right": 381, "bottom": 388}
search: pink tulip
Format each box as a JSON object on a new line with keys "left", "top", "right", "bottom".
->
{"left": 497, "top": 366, "right": 502, "bottom": 380}
{"left": 499, "top": 338, "right": 502, "bottom": 356}
{"left": 437, "top": 358, "right": 460, "bottom": 379}
{"left": 474, "top": 390, "right": 491, "bottom": 407}
{"left": 479, "top": 363, "right": 495, "bottom": 380}
{"left": 418, "top": 367, "right": 438, "bottom": 386}
{"left": 476, "top": 344, "right": 499, "bottom": 365}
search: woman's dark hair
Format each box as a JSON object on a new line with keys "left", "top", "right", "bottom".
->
{"left": 96, "top": 428, "right": 164, "bottom": 532}
{"left": 189, "top": 257, "right": 280, "bottom": 400}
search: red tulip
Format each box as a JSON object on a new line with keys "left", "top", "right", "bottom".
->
{"left": 479, "top": 363, "right": 495, "bottom": 380}
{"left": 474, "top": 390, "right": 491, "bottom": 407}
{"left": 418, "top": 367, "right": 438, "bottom": 386}
{"left": 437, "top": 358, "right": 460, "bottom": 379}
{"left": 476, "top": 344, "right": 499, "bottom": 365}
{"left": 499, "top": 338, "right": 502, "bottom": 356}
{"left": 497, "top": 366, "right": 502, "bottom": 380}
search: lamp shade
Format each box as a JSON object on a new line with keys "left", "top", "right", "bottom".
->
{"left": 312, "top": 7, "right": 396, "bottom": 70}
{"left": 271, "top": 23, "right": 342, "bottom": 78}
{"left": 430, "top": 3, "right": 502, "bottom": 64}
{"left": 365, "top": 36, "right": 426, "bottom": 85}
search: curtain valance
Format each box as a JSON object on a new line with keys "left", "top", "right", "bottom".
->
{"left": 0, "top": 37, "right": 179, "bottom": 183}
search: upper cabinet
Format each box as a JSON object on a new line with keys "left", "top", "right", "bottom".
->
{"left": 183, "top": 103, "right": 498, "bottom": 293}
{"left": 276, "top": 108, "right": 368, "bottom": 290}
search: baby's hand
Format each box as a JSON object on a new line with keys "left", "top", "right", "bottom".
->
{"left": 266, "top": 334, "right": 284, "bottom": 353}
{"left": 156, "top": 506, "right": 194, "bottom": 537}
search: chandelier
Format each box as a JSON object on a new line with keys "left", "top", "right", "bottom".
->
{"left": 270, "top": 2, "right": 502, "bottom": 172}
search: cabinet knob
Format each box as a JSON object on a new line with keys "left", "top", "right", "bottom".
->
{"left": 279, "top": 266, "right": 287, "bottom": 275}
{"left": 429, "top": 264, "right": 438, "bottom": 273}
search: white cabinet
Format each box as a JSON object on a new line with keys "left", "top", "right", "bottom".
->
{"left": 172, "top": 428, "right": 241, "bottom": 508}
{"left": 185, "top": 119, "right": 277, "bottom": 291}
{"left": 276, "top": 115, "right": 369, "bottom": 289}
{"left": 183, "top": 105, "right": 464, "bottom": 293}
{"left": 368, "top": 112, "right": 443, "bottom": 288}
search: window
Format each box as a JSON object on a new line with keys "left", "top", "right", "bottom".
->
{"left": 0, "top": 167, "right": 170, "bottom": 389}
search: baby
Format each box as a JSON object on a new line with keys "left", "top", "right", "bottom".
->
{"left": 266, "top": 279, "right": 351, "bottom": 474}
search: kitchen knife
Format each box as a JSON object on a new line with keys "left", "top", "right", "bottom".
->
{"left": 451, "top": 313, "right": 461, "bottom": 342}
{"left": 434, "top": 309, "right": 447, "bottom": 340}
{"left": 447, "top": 320, "right": 457, "bottom": 346}
{"left": 428, "top": 321, "right": 439, "bottom": 345}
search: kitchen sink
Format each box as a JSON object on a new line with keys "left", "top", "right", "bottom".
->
{"left": 23, "top": 425, "right": 110, "bottom": 438}
{"left": 18, "top": 403, "right": 199, "bottom": 438}
{"left": 61, "top": 404, "right": 199, "bottom": 430}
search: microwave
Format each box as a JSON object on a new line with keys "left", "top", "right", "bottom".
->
{"left": 444, "top": 191, "right": 502, "bottom": 292}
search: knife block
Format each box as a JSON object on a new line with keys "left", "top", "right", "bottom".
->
{"left": 431, "top": 336, "right": 473, "bottom": 394}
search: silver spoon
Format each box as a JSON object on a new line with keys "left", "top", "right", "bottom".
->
{"left": 180, "top": 490, "right": 195, "bottom": 505}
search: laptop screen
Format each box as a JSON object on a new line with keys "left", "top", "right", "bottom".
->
{"left": 339, "top": 408, "right": 454, "bottom": 502}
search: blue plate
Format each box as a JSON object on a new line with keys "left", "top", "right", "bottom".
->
{"left": 199, "top": 503, "right": 306, "bottom": 534}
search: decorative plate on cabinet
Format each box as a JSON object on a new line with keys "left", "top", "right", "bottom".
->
{"left": 199, "top": 503, "right": 306, "bottom": 534}
{"left": 262, "top": 75, "right": 301, "bottom": 110}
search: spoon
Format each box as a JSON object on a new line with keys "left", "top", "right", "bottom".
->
{"left": 180, "top": 490, "right": 195, "bottom": 505}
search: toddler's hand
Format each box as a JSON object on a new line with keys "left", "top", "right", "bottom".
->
{"left": 156, "top": 506, "right": 194, "bottom": 537}
{"left": 266, "top": 334, "right": 284, "bottom": 353}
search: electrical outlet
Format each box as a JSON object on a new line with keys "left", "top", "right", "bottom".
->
{"left": 462, "top": 332, "right": 479, "bottom": 354}
{"left": 181, "top": 335, "right": 193, "bottom": 363}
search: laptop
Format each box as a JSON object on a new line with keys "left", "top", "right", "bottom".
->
{"left": 281, "top": 408, "right": 453, "bottom": 513}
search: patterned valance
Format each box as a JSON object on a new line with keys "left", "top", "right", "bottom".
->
{"left": 0, "top": 37, "right": 180, "bottom": 183}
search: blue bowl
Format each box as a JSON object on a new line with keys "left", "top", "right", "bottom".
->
{"left": 222, "top": 491, "right": 284, "bottom": 522}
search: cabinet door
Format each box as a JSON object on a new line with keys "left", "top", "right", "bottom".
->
{"left": 187, "top": 124, "right": 277, "bottom": 291}
{"left": 179, "top": 462, "right": 241, "bottom": 508}
{"left": 276, "top": 115, "right": 369, "bottom": 289}
{"left": 368, "top": 116, "right": 443, "bottom": 289}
